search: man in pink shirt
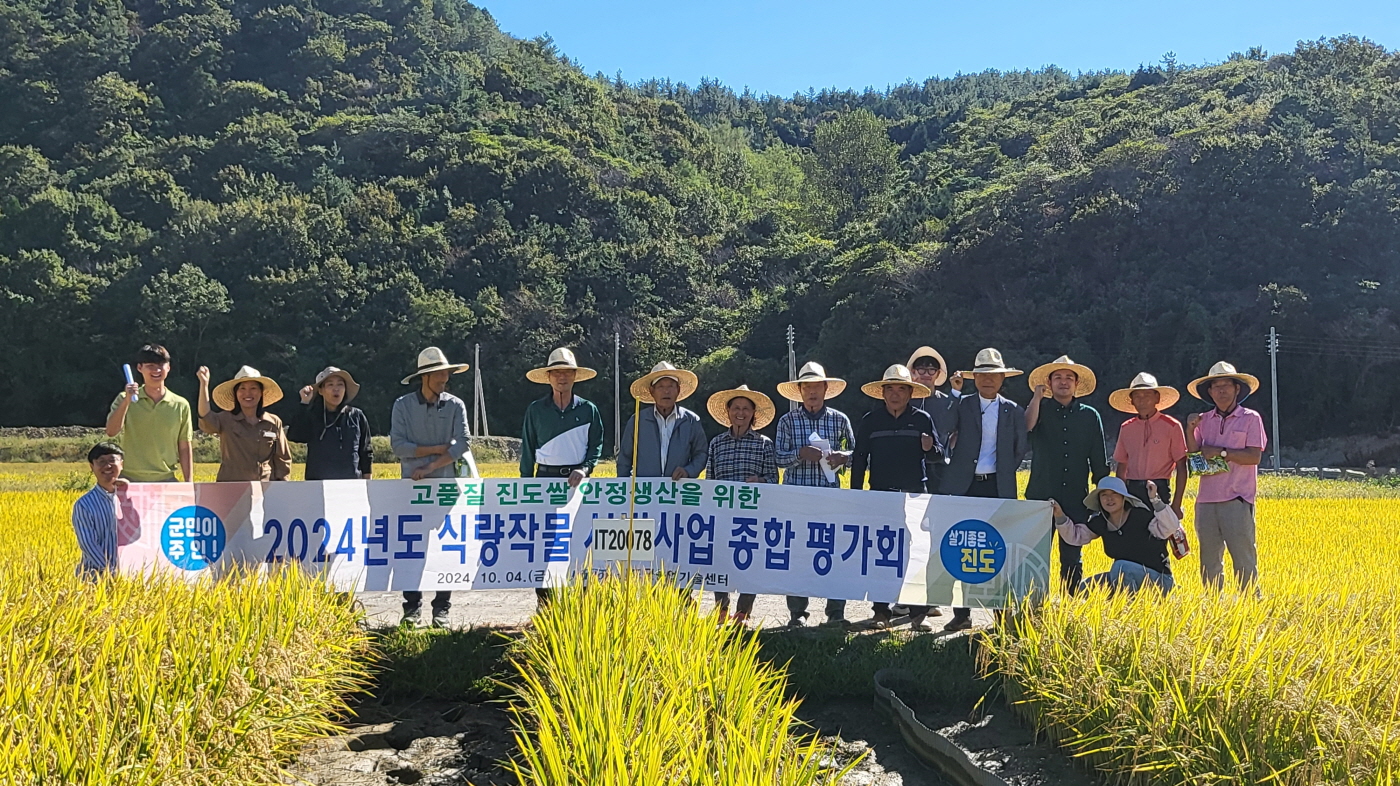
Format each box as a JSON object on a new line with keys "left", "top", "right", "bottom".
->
{"left": 1185, "top": 362, "right": 1267, "bottom": 592}
{"left": 1110, "top": 373, "right": 1188, "bottom": 519}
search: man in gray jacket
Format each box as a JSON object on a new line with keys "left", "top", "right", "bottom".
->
{"left": 939, "top": 348, "right": 1030, "bottom": 631}
{"left": 391, "top": 346, "right": 472, "bottom": 628}
{"left": 618, "top": 362, "right": 708, "bottom": 480}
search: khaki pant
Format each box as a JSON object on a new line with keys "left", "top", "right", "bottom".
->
{"left": 1194, "top": 498, "right": 1258, "bottom": 591}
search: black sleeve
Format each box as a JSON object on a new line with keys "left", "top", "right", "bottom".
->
{"left": 285, "top": 403, "right": 314, "bottom": 443}
{"left": 850, "top": 414, "right": 872, "bottom": 490}
{"left": 357, "top": 409, "right": 374, "bottom": 478}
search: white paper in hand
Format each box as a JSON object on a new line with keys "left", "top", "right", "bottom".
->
{"left": 808, "top": 431, "right": 838, "bottom": 484}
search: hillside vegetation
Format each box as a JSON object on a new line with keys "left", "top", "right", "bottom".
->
{"left": 1, "top": 0, "right": 1396, "bottom": 445}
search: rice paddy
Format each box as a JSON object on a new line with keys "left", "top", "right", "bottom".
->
{"left": 2, "top": 461, "right": 1396, "bottom": 783}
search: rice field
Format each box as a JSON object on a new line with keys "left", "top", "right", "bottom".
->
{"left": 988, "top": 474, "right": 1400, "bottom": 785}
{"left": 0, "top": 480, "right": 371, "bottom": 785}
{"left": 3, "top": 460, "right": 1397, "bottom": 784}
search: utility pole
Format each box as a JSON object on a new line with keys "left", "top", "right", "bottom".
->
{"left": 614, "top": 331, "right": 622, "bottom": 457}
{"left": 1268, "top": 327, "right": 1280, "bottom": 470}
{"left": 473, "top": 343, "right": 490, "bottom": 437}
{"left": 786, "top": 324, "right": 797, "bottom": 412}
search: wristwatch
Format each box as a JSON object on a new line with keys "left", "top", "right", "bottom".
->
{"left": 1220, "top": 449, "right": 1229, "bottom": 461}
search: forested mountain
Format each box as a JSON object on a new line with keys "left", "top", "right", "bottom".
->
{"left": 1, "top": 0, "right": 1397, "bottom": 450}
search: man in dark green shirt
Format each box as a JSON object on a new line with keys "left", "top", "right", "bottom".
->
{"left": 1024, "top": 356, "right": 1109, "bottom": 594}
{"left": 521, "top": 348, "right": 605, "bottom": 605}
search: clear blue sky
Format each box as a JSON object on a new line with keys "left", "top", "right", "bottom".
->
{"left": 482, "top": 1, "right": 1399, "bottom": 96}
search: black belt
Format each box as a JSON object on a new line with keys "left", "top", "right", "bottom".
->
{"left": 536, "top": 464, "right": 584, "bottom": 476}
{"left": 974, "top": 472, "right": 997, "bottom": 482}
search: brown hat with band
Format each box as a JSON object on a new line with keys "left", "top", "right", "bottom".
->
{"left": 526, "top": 348, "right": 597, "bottom": 384}
{"left": 776, "top": 361, "right": 847, "bottom": 402}
{"left": 861, "top": 364, "right": 932, "bottom": 399}
{"left": 401, "top": 346, "right": 469, "bottom": 386}
{"left": 313, "top": 366, "right": 361, "bottom": 402}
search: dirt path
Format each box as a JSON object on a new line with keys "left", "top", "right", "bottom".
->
{"left": 354, "top": 589, "right": 996, "bottom": 631}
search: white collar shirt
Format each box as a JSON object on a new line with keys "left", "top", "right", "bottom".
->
{"left": 976, "top": 395, "right": 1000, "bottom": 474}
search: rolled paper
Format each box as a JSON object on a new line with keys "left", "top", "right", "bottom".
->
{"left": 123, "top": 364, "right": 137, "bottom": 402}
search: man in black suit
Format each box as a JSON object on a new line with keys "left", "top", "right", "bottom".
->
{"left": 938, "top": 348, "right": 1030, "bottom": 631}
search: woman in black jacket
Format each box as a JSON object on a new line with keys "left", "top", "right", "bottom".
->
{"left": 288, "top": 367, "right": 373, "bottom": 480}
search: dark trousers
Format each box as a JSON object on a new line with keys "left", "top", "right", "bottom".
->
{"left": 952, "top": 474, "right": 1002, "bottom": 620}
{"left": 1125, "top": 478, "right": 1171, "bottom": 507}
{"left": 403, "top": 590, "right": 451, "bottom": 614}
{"left": 1058, "top": 538, "right": 1083, "bottom": 593}
{"left": 715, "top": 592, "right": 756, "bottom": 615}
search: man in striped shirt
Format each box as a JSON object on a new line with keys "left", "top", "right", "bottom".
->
{"left": 72, "top": 443, "right": 127, "bottom": 576}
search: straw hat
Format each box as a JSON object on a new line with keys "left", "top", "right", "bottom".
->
{"left": 861, "top": 364, "right": 933, "bottom": 399}
{"left": 960, "top": 348, "right": 1023, "bottom": 377}
{"left": 707, "top": 385, "right": 777, "bottom": 430}
{"left": 906, "top": 346, "right": 949, "bottom": 387}
{"left": 401, "top": 346, "right": 469, "bottom": 385}
{"left": 1108, "top": 372, "right": 1179, "bottom": 414}
{"left": 213, "top": 366, "right": 283, "bottom": 411}
{"left": 1083, "top": 476, "right": 1149, "bottom": 512}
{"left": 313, "top": 366, "right": 360, "bottom": 403}
{"left": 1027, "top": 355, "right": 1097, "bottom": 397}
{"left": 1188, "top": 361, "right": 1260, "bottom": 402}
{"left": 776, "top": 362, "right": 848, "bottom": 402}
{"left": 630, "top": 362, "right": 699, "bottom": 403}
{"left": 526, "top": 348, "right": 597, "bottom": 384}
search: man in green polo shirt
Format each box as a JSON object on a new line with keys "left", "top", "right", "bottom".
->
{"left": 104, "top": 344, "right": 194, "bottom": 482}
{"left": 520, "top": 348, "right": 604, "bottom": 606}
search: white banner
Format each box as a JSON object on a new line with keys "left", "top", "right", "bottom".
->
{"left": 115, "top": 478, "right": 1053, "bottom": 608}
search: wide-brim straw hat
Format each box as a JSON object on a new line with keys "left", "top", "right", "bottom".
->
{"left": 401, "top": 346, "right": 470, "bottom": 385}
{"left": 861, "top": 364, "right": 933, "bottom": 399}
{"left": 1108, "top": 372, "right": 1179, "bottom": 414}
{"left": 314, "top": 366, "right": 361, "bottom": 403}
{"left": 526, "top": 348, "right": 597, "bottom": 384}
{"left": 1028, "top": 355, "right": 1097, "bottom": 397}
{"left": 1083, "top": 476, "right": 1149, "bottom": 512}
{"left": 213, "top": 366, "right": 283, "bottom": 411}
{"left": 1188, "top": 361, "right": 1260, "bottom": 402}
{"left": 707, "top": 385, "right": 777, "bottom": 430}
{"left": 630, "top": 362, "right": 699, "bottom": 403}
{"left": 776, "top": 361, "right": 848, "bottom": 402}
{"left": 960, "top": 348, "right": 1023, "bottom": 377}
{"left": 906, "top": 346, "right": 949, "bottom": 387}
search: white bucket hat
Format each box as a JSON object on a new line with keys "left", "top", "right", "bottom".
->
{"left": 401, "top": 346, "right": 470, "bottom": 385}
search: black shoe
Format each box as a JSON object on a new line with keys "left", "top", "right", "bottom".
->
{"left": 400, "top": 607, "right": 422, "bottom": 627}
{"left": 942, "top": 614, "right": 973, "bottom": 632}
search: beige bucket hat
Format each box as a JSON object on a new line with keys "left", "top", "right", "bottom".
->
{"left": 1188, "top": 361, "right": 1260, "bottom": 402}
{"left": 213, "top": 366, "right": 284, "bottom": 411}
{"left": 630, "top": 362, "right": 699, "bottom": 403}
{"left": 861, "top": 364, "right": 933, "bottom": 399}
{"left": 401, "top": 347, "right": 470, "bottom": 385}
{"left": 526, "top": 348, "right": 597, "bottom": 384}
{"left": 1108, "top": 372, "right": 1179, "bottom": 414}
{"left": 313, "top": 366, "right": 361, "bottom": 402}
{"left": 906, "top": 346, "right": 949, "bottom": 387}
{"left": 707, "top": 385, "right": 777, "bottom": 430}
{"left": 961, "top": 348, "right": 1023, "bottom": 377}
{"left": 1028, "top": 355, "right": 1097, "bottom": 397}
{"left": 776, "top": 361, "right": 848, "bottom": 402}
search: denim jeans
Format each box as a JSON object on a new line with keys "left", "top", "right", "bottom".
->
{"left": 1082, "top": 559, "right": 1174, "bottom": 594}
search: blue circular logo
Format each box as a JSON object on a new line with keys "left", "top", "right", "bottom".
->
{"left": 939, "top": 519, "right": 1006, "bottom": 584}
{"left": 161, "top": 506, "right": 226, "bottom": 571}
